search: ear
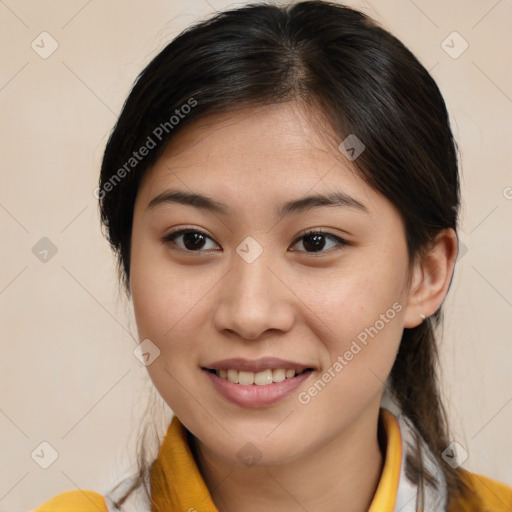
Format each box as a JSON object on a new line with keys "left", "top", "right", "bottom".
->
{"left": 403, "top": 228, "right": 458, "bottom": 328}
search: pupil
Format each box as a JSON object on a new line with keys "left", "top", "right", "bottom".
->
{"left": 303, "top": 233, "right": 325, "bottom": 252}
{"left": 184, "top": 232, "right": 205, "bottom": 250}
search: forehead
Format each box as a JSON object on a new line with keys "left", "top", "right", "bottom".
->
{"left": 136, "top": 102, "right": 389, "bottom": 219}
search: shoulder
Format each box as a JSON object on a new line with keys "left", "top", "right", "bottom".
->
{"left": 31, "top": 490, "right": 108, "bottom": 512}
{"left": 450, "top": 470, "right": 512, "bottom": 512}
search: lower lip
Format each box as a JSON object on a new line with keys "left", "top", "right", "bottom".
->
{"left": 203, "top": 369, "right": 313, "bottom": 408}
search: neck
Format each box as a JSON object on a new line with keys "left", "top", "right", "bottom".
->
{"left": 192, "top": 405, "right": 385, "bottom": 512}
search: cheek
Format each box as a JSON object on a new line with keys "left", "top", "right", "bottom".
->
{"left": 130, "top": 232, "right": 203, "bottom": 343}
{"left": 294, "top": 252, "right": 408, "bottom": 406}
{"left": 129, "top": 248, "right": 207, "bottom": 415}
{"left": 297, "top": 295, "right": 405, "bottom": 432}
{"left": 300, "top": 255, "right": 407, "bottom": 344}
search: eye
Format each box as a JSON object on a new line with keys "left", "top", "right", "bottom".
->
{"left": 162, "top": 229, "right": 220, "bottom": 252}
{"left": 290, "top": 229, "right": 348, "bottom": 254}
{"left": 162, "top": 228, "right": 348, "bottom": 254}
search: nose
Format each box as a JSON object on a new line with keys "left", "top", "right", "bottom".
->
{"left": 212, "top": 250, "right": 295, "bottom": 341}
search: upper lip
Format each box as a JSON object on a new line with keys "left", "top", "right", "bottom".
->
{"left": 203, "top": 357, "right": 314, "bottom": 373}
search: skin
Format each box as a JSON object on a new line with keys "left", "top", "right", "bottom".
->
{"left": 129, "top": 102, "right": 457, "bottom": 512}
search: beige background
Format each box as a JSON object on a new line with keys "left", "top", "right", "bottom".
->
{"left": 0, "top": 0, "right": 511, "bottom": 510}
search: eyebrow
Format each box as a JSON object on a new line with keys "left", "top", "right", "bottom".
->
{"left": 146, "top": 189, "right": 368, "bottom": 218}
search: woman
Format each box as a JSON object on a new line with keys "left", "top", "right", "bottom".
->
{"left": 34, "top": 1, "right": 512, "bottom": 511}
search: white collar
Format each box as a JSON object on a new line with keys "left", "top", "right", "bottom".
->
{"left": 382, "top": 390, "right": 448, "bottom": 512}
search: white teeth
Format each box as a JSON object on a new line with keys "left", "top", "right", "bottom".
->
{"left": 254, "top": 369, "right": 273, "bottom": 386}
{"left": 272, "top": 368, "right": 286, "bottom": 382}
{"left": 238, "top": 371, "right": 254, "bottom": 385}
{"left": 215, "top": 368, "right": 305, "bottom": 385}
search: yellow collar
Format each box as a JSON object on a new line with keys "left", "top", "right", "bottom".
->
{"left": 149, "top": 408, "right": 401, "bottom": 512}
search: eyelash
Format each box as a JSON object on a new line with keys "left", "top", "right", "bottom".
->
{"left": 161, "top": 228, "right": 348, "bottom": 255}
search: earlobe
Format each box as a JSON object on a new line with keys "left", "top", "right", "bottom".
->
{"left": 403, "top": 228, "right": 458, "bottom": 328}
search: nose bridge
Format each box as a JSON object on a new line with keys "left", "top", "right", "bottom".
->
{"left": 213, "top": 242, "right": 294, "bottom": 340}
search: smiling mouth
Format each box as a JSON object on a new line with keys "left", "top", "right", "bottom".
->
{"left": 204, "top": 368, "right": 314, "bottom": 386}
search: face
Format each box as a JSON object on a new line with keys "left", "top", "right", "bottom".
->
{"left": 130, "top": 102, "right": 413, "bottom": 466}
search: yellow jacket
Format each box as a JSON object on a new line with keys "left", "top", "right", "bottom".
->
{"left": 33, "top": 409, "right": 512, "bottom": 512}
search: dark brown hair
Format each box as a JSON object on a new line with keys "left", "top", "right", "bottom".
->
{"left": 98, "top": 1, "right": 477, "bottom": 508}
